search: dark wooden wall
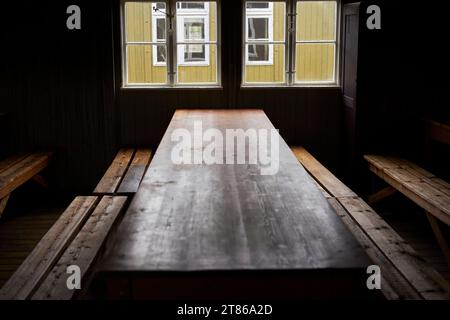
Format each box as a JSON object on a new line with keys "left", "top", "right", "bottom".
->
{"left": 351, "top": 0, "right": 450, "bottom": 185}
{"left": 1, "top": 0, "right": 344, "bottom": 192}
{"left": 0, "top": 1, "right": 117, "bottom": 192}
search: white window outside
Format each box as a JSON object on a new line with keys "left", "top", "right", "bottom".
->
{"left": 176, "top": 2, "right": 210, "bottom": 66}
{"left": 152, "top": 3, "right": 167, "bottom": 66}
{"left": 245, "top": 2, "right": 273, "bottom": 65}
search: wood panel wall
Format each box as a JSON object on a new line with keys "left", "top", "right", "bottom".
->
{"left": 0, "top": 1, "right": 118, "bottom": 192}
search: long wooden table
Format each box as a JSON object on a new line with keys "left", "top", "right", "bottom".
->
{"left": 95, "top": 109, "right": 373, "bottom": 299}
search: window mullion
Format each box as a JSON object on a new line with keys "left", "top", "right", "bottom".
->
{"left": 168, "top": 0, "right": 176, "bottom": 85}
{"left": 286, "top": 0, "right": 296, "bottom": 85}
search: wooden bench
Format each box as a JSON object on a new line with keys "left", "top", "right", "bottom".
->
{"left": 0, "top": 195, "right": 127, "bottom": 300}
{"left": 0, "top": 152, "right": 53, "bottom": 217}
{"left": 364, "top": 154, "right": 450, "bottom": 268}
{"left": 93, "top": 148, "right": 152, "bottom": 195}
{"left": 292, "top": 146, "right": 450, "bottom": 300}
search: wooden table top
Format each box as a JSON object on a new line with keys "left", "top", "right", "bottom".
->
{"left": 100, "top": 109, "right": 369, "bottom": 274}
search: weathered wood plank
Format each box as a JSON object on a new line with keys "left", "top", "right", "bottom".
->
{"left": 93, "top": 149, "right": 134, "bottom": 194}
{"left": 337, "top": 196, "right": 450, "bottom": 300}
{"left": 98, "top": 110, "right": 369, "bottom": 298}
{"left": 326, "top": 197, "right": 421, "bottom": 300}
{"left": 366, "top": 154, "right": 450, "bottom": 198}
{"left": 0, "top": 152, "right": 52, "bottom": 199}
{"left": 0, "top": 196, "right": 98, "bottom": 300}
{"left": 367, "top": 162, "right": 450, "bottom": 226}
{"left": 33, "top": 196, "right": 127, "bottom": 300}
{"left": 0, "top": 154, "right": 31, "bottom": 174}
{"left": 291, "top": 146, "right": 357, "bottom": 198}
{"left": 117, "top": 149, "right": 152, "bottom": 194}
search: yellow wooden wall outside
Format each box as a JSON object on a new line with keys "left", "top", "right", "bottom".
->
{"left": 295, "top": 1, "right": 336, "bottom": 82}
{"left": 126, "top": 2, "right": 167, "bottom": 84}
{"left": 244, "top": 2, "right": 285, "bottom": 84}
{"left": 125, "top": 2, "right": 217, "bottom": 85}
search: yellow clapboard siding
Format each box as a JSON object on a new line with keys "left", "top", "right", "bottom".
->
{"left": 126, "top": 2, "right": 167, "bottom": 84}
{"left": 295, "top": 1, "right": 336, "bottom": 82}
{"left": 295, "top": 43, "right": 334, "bottom": 82}
{"left": 297, "top": 1, "right": 336, "bottom": 41}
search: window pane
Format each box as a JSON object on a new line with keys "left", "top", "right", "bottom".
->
{"left": 295, "top": 43, "right": 335, "bottom": 82}
{"left": 156, "top": 45, "right": 167, "bottom": 63}
{"left": 247, "top": 2, "right": 270, "bottom": 9}
{"left": 245, "top": 44, "right": 285, "bottom": 83}
{"left": 184, "top": 44, "right": 206, "bottom": 62}
{"left": 127, "top": 45, "right": 167, "bottom": 84}
{"left": 184, "top": 18, "right": 205, "bottom": 40}
{"left": 125, "top": 2, "right": 152, "bottom": 42}
{"left": 296, "top": 1, "right": 336, "bottom": 41}
{"left": 153, "top": 2, "right": 166, "bottom": 11}
{"left": 248, "top": 18, "right": 269, "bottom": 40}
{"left": 156, "top": 18, "right": 166, "bottom": 40}
{"left": 248, "top": 44, "right": 270, "bottom": 62}
{"left": 177, "top": 44, "right": 218, "bottom": 84}
{"left": 178, "top": 2, "right": 205, "bottom": 9}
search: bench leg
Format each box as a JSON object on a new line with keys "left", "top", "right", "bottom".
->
{"left": 0, "top": 195, "right": 10, "bottom": 218}
{"left": 368, "top": 186, "right": 397, "bottom": 205}
{"left": 32, "top": 174, "right": 48, "bottom": 188}
{"left": 426, "top": 211, "right": 450, "bottom": 268}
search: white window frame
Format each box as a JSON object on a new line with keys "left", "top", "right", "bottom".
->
{"left": 245, "top": 2, "right": 274, "bottom": 65}
{"left": 176, "top": 2, "right": 210, "bottom": 66}
{"left": 152, "top": 3, "right": 168, "bottom": 66}
{"left": 121, "top": 0, "right": 221, "bottom": 88}
{"left": 242, "top": 0, "right": 340, "bottom": 87}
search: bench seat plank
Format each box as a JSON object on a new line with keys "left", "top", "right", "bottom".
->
{"left": 0, "top": 152, "right": 52, "bottom": 199}
{"left": 117, "top": 149, "right": 152, "bottom": 194}
{"left": 365, "top": 155, "right": 450, "bottom": 226}
{"left": 32, "top": 196, "right": 127, "bottom": 300}
{"left": 93, "top": 149, "right": 134, "bottom": 194}
{"left": 291, "top": 147, "right": 357, "bottom": 198}
{"left": 0, "top": 196, "right": 98, "bottom": 300}
{"left": 0, "top": 153, "right": 31, "bottom": 174}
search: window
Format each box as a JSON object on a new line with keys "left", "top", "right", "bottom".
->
{"left": 246, "top": 2, "right": 273, "bottom": 65}
{"left": 243, "top": 0, "right": 338, "bottom": 86}
{"left": 152, "top": 3, "right": 167, "bottom": 66}
{"left": 176, "top": 3, "right": 210, "bottom": 66}
{"left": 122, "top": 1, "right": 219, "bottom": 87}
